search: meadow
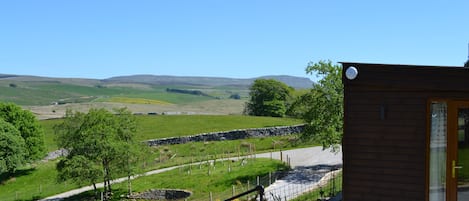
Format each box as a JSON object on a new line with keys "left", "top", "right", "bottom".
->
{"left": 66, "top": 158, "right": 288, "bottom": 201}
{"left": 0, "top": 78, "right": 248, "bottom": 106}
{"left": 40, "top": 115, "right": 304, "bottom": 151}
{"left": 0, "top": 135, "right": 315, "bottom": 201}
{"left": 0, "top": 115, "right": 312, "bottom": 201}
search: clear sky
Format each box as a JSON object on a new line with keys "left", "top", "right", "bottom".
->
{"left": 1, "top": 0, "right": 468, "bottom": 80}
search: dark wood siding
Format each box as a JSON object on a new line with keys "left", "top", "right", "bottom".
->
{"left": 342, "top": 63, "right": 469, "bottom": 201}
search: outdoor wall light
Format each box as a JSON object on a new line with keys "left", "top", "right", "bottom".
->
{"left": 345, "top": 66, "right": 358, "bottom": 80}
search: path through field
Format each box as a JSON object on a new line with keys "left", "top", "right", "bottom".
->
{"left": 40, "top": 146, "right": 342, "bottom": 201}
{"left": 258, "top": 147, "right": 342, "bottom": 200}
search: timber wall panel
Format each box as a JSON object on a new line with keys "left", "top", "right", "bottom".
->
{"left": 342, "top": 63, "right": 469, "bottom": 201}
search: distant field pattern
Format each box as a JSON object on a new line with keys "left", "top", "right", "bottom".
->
{"left": 104, "top": 97, "right": 172, "bottom": 105}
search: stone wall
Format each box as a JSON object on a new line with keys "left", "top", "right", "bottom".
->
{"left": 146, "top": 124, "right": 305, "bottom": 146}
{"left": 128, "top": 189, "right": 192, "bottom": 200}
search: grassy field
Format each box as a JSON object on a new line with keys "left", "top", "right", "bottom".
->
{"left": 100, "top": 97, "right": 173, "bottom": 105}
{"left": 0, "top": 135, "right": 316, "bottom": 201}
{"left": 1, "top": 114, "right": 306, "bottom": 201}
{"left": 120, "top": 158, "right": 288, "bottom": 201}
{"left": 40, "top": 115, "right": 304, "bottom": 151}
{"left": 64, "top": 158, "right": 287, "bottom": 201}
{"left": 0, "top": 161, "right": 80, "bottom": 201}
{"left": 0, "top": 79, "right": 247, "bottom": 106}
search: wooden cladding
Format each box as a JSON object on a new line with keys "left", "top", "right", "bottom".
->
{"left": 342, "top": 63, "right": 469, "bottom": 201}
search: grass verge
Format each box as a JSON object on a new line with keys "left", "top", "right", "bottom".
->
{"left": 40, "top": 115, "right": 304, "bottom": 151}
{"left": 0, "top": 135, "right": 317, "bottom": 201}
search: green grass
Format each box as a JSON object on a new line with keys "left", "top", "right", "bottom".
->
{"left": 0, "top": 162, "right": 80, "bottom": 201}
{"left": 458, "top": 146, "right": 469, "bottom": 182}
{"left": 0, "top": 135, "right": 317, "bottom": 201}
{"left": 40, "top": 115, "right": 304, "bottom": 151}
{"left": 0, "top": 80, "right": 248, "bottom": 106}
{"left": 141, "top": 135, "right": 317, "bottom": 172}
{"left": 0, "top": 115, "right": 307, "bottom": 201}
{"left": 67, "top": 158, "right": 288, "bottom": 201}
{"left": 99, "top": 97, "right": 172, "bottom": 105}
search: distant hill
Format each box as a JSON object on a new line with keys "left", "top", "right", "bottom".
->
{"left": 0, "top": 74, "right": 313, "bottom": 106}
{"left": 104, "top": 75, "right": 314, "bottom": 89}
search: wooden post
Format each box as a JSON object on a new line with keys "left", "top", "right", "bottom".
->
{"left": 257, "top": 176, "right": 260, "bottom": 185}
{"left": 209, "top": 192, "right": 213, "bottom": 201}
{"left": 232, "top": 185, "right": 235, "bottom": 196}
{"left": 269, "top": 172, "right": 272, "bottom": 185}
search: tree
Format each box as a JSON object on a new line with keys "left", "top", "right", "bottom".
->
{"left": 0, "top": 103, "right": 45, "bottom": 161}
{"left": 0, "top": 119, "right": 27, "bottom": 174}
{"left": 299, "top": 60, "right": 343, "bottom": 150}
{"left": 245, "top": 79, "right": 293, "bottom": 117}
{"left": 55, "top": 108, "right": 143, "bottom": 200}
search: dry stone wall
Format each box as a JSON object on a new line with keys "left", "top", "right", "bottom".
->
{"left": 127, "top": 189, "right": 192, "bottom": 200}
{"left": 146, "top": 124, "right": 305, "bottom": 146}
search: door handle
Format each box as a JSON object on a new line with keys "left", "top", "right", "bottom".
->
{"left": 453, "top": 160, "right": 463, "bottom": 178}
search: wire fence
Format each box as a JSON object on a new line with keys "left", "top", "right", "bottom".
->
{"left": 2, "top": 148, "right": 341, "bottom": 201}
{"left": 191, "top": 167, "right": 342, "bottom": 201}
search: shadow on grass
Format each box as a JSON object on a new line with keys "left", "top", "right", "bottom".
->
{"left": 62, "top": 188, "right": 128, "bottom": 201}
{"left": 0, "top": 167, "right": 36, "bottom": 184}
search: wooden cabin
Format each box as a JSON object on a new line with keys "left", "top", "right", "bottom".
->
{"left": 341, "top": 63, "right": 469, "bottom": 201}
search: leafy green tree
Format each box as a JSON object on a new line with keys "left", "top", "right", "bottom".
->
{"left": 55, "top": 108, "right": 142, "bottom": 200}
{"left": 56, "top": 155, "right": 101, "bottom": 195}
{"left": 0, "top": 103, "right": 45, "bottom": 161}
{"left": 0, "top": 119, "right": 27, "bottom": 174}
{"left": 286, "top": 89, "right": 314, "bottom": 118}
{"left": 300, "top": 60, "right": 343, "bottom": 150}
{"left": 245, "top": 79, "right": 293, "bottom": 117}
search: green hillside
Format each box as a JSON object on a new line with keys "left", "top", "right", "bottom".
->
{"left": 0, "top": 74, "right": 311, "bottom": 106}
{"left": 40, "top": 115, "right": 303, "bottom": 151}
{"left": 0, "top": 79, "right": 246, "bottom": 106}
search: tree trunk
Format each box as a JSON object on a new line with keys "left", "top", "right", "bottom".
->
{"left": 93, "top": 183, "right": 98, "bottom": 199}
{"left": 128, "top": 175, "right": 132, "bottom": 195}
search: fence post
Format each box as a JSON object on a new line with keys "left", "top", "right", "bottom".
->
{"left": 209, "top": 192, "right": 213, "bottom": 201}
{"left": 257, "top": 176, "right": 260, "bottom": 186}
{"left": 232, "top": 185, "right": 236, "bottom": 196}
{"left": 269, "top": 172, "right": 272, "bottom": 185}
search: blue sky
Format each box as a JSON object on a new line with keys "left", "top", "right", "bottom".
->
{"left": 0, "top": 0, "right": 468, "bottom": 80}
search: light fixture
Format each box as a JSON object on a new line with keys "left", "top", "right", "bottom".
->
{"left": 345, "top": 66, "right": 358, "bottom": 80}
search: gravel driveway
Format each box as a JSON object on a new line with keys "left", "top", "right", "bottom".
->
{"left": 259, "top": 146, "right": 343, "bottom": 201}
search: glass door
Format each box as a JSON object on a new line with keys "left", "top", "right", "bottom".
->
{"left": 453, "top": 103, "right": 469, "bottom": 200}
{"left": 428, "top": 101, "right": 469, "bottom": 201}
{"left": 429, "top": 102, "right": 448, "bottom": 201}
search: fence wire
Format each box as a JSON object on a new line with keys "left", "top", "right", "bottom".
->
{"left": 192, "top": 167, "right": 341, "bottom": 201}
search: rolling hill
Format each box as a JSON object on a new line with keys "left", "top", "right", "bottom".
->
{"left": 0, "top": 73, "right": 314, "bottom": 118}
{"left": 103, "top": 74, "right": 314, "bottom": 89}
